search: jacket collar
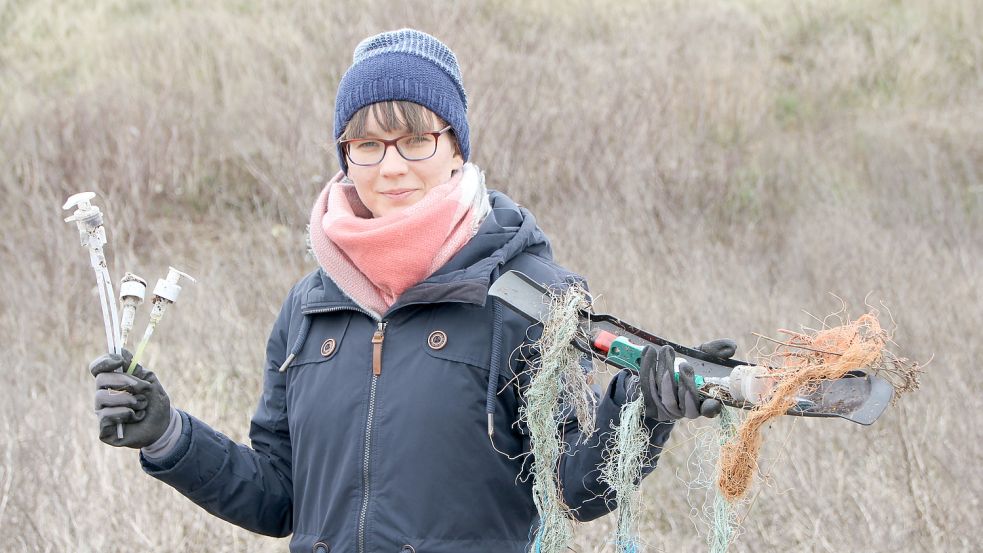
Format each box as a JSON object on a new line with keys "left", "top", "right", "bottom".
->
{"left": 300, "top": 190, "right": 551, "bottom": 315}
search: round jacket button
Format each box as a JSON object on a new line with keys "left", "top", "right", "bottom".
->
{"left": 320, "top": 338, "right": 336, "bottom": 357}
{"left": 313, "top": 541, "right": 330, "bottom": 553}
{"left": 428, "top": 330, "right": 447, "bottom": 350}
{"left": 400, "top": 546, "right": 416, "bottom": 553}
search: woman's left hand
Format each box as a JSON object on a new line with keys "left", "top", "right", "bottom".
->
{"left": 635, "top": 342, "right": 733, "bottom": 421}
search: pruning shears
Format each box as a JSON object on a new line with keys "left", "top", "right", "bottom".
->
{"left": 487, "top": 270, "right": 894, "bottom": 425}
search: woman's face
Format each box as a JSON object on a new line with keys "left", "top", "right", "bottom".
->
{"left": 346, "top": 108, "right": 463, "bottom": 218}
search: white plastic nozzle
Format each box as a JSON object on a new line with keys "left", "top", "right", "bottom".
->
{"left": 119, "top": 273, "right": 148, "bottom": 302}
{"left": 62, "top": 191, "right": 97, "bottom": 214}
{"left": 63, "top": 192, "right": 102, "bottom": 227}
{"left": 152, "top": 267, "right": 196, "bottom": 303}
{"left": 63, "top": 191, "right": 106, "bottom": 246}
{"left": 119, "top": 273, "right": 147, "bottom": 347}
{"left": 727, "top": 365, "right": 776, "bottom": 404}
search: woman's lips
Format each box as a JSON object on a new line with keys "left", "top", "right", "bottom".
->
{"left": 380, "top": 189, "right": 417, "bottom": 200}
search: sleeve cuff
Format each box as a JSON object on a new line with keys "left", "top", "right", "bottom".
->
{"left": 141, "top": 410, "right": 192, "bottom": 469}
{"left": 608, "top": 369, "right": 676, "bottom": 434}
{"left": 610, "top": 369, "right": 635, "bottom": 405}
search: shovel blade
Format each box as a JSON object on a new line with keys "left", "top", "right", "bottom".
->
{"left": 787, "top": 370, "right": 894, "bottom": 425}
{"left": 487, "top": 270, "right": 554, "bottom": 325}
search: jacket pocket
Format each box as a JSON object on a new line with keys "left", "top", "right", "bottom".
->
{"left": 288, "top": 312, "right": 353, "bottom": 368}
{"left": 284, "top": 312, "right": 356, "bottom": 423}
{"left": 421, "top": 305, "right": 492, "bottom": 373}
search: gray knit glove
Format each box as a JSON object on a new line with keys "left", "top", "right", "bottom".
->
{"left": 90, "top": 350, "right": 172, "bottom": 448}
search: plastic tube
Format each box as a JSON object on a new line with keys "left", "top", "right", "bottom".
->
{"left": 118, "top": 273, "right": 147, "bottom": 347}
{"left": 127, "top": 267, "right": 195, "bottom": 374}
{"left": 64, "top": 192, "right": 123, "bottom": 438}
{"left": 702, "top": 366, "right": 777, "bottom": 405}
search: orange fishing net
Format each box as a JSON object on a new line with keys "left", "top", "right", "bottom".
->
{"left": 717, "top": 312, "right": 921, "bottom": 501}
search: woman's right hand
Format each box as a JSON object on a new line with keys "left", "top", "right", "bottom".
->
{"left": 89, "top": 350, "right": 173, "bottom": 448}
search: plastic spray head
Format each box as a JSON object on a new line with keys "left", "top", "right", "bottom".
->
{"left": 62, "top": 191, "right": 98, "bottom": 221}
{"left": 146, "top": 267, "right": 195, "bottom": 323}
{"left": 118, "top": 273, "right": 147, "bottom": 346}
{"left": 62, "top": 192, "right": 105, "bottom": 247}
{"left": 152, "top": 267, "right": 196, "bottom": 305}
{"left": 120, "top": 272, "right": 148, "bottom": 304}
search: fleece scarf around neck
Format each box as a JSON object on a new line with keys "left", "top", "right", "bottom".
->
{"left": 309, "top": 163, "right": 490, "bottom": 318}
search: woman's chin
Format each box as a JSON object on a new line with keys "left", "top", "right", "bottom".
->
{"left": 371, "top": 191, "right": 424, "bottom": 217}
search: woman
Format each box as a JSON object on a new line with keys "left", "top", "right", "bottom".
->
{"left": 90, "top": 29, "right": 731, "bottom": 553}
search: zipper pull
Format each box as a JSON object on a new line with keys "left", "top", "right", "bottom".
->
{"left": 372, "top": 322, "right": 386, "bottom": 376}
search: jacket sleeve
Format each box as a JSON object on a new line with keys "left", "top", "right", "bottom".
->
{"left": 558, "top": 367, "right": 674, "bottom": 522}
{"left": 139, "top": 293, "right": 295, "bottom": 537}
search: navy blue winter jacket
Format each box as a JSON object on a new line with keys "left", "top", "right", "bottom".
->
{"left": 141, "top": 191, "right": 673, "bottom": 553}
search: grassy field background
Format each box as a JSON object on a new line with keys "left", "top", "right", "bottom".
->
{"left": 1, "top": 0, "right": 980, "bottom": 551}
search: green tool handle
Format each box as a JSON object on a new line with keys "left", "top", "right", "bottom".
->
{"left": 607, "top": 336, "right": 705, "bottom": 387}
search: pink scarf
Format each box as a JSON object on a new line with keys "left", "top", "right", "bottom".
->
{"left": 308, "top": 164, "right": 490, "bottom": 318}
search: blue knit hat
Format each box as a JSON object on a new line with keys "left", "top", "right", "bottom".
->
{"left": 333, "top": 29, "right": 469, "bottom": 174}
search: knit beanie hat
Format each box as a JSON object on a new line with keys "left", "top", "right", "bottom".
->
{"left": 333, "top": 29, "right": 469, "bottom": 174}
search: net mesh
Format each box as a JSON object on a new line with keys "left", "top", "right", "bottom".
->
{"left": 599, "top": 395, "right": 649, "bottom": 553}
{"left": 518, "top": 283, "right": 595, "bottom": 553}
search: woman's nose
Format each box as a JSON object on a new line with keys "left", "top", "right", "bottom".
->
{"left": 378, "top": 144, "right": 408, "bottom": 176}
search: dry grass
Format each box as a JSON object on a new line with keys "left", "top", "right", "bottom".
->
{"left": 1, "top": 0, "right": 979, "bottom": 551}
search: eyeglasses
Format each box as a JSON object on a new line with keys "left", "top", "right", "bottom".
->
{"left": 338, "top": 125, "right": 453, "bottom": 166}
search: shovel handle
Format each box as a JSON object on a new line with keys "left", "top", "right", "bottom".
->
{"left": 595, "top": 332, "right": 706, "bottom": 387}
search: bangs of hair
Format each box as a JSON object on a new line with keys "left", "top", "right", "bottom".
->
{"left": 340, "top": 101, "right": 440, "bottom": 141}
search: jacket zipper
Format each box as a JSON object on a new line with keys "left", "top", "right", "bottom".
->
{"left": 301, "top": 305, "right": 375, "bottom": 318}
{"left": 358, "top": 320, "right": 386, "bottom": 553}
{"left": 298, "top": 304, "right": 383, "bottom": 552}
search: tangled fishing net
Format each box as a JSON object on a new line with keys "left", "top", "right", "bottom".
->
{"left": 516, "top": 283, "right": 596, "bottom": 553}
{"left": 517, "top": 283, "right": 663, "bottom": 553}
{"left": 517, "top": 282, "right": 923, "bottom": 552}
{"left": 679, "top": 404, "right": 749, "bottom": 553}
{"left": 599, "top": 393, "right": 649, "bottom": 553}
{"left": 714, "top": 309, "right": 922, "bottom": 502}
{"left": 707, "top": 406, "right": 742, "bottom": 553}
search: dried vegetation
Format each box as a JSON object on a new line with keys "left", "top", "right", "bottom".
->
{"left": 0, "top": 0, "right": 979, "bottom": 551}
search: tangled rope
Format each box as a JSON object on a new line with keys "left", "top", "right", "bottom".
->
{"left": 717, "top": 312, "right": 921, "bottom": 501}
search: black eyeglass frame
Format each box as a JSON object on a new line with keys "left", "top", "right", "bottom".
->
{"left": 338, "top": 125, "right": 454, "bottom": 166}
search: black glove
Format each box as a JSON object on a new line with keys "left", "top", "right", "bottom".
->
{"left": 637, "top": 344, "right": 722, "bottom": 421}
{"left": 687, "top": 338, "right": 739, "bottom": 418}
{"left": 696, "top": 338, "right": 737, "bottom": 360}
{"left": 89, "top": 350, "right": 172, "bottom": 448}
